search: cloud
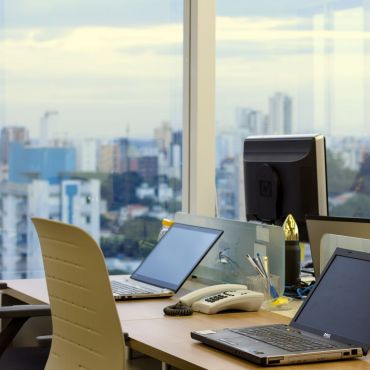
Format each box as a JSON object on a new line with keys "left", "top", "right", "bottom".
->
{"left": 216, "top": 15, "right": 370, "bottom": 43}
{"left": 3, "top": 0, "right": 183, "bottom": 28}
{"left": 0, "top": 24, "right": 183, "bottom": 78}
{"left": 0, "top": 22, "right": 183, "bottom": 138}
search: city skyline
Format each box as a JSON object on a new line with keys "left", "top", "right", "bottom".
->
{"left": 2, "top": 0, "right": 370, "bottom": 279}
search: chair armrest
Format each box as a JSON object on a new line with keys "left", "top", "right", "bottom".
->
{"left": 0, "top": 305, "right": 50, "bottom": 319}
{"left": 0, "top": 305, "right": 51, "bottom": 357}
{"left": 36, "top": 335, "right": 52, "bottom": 348}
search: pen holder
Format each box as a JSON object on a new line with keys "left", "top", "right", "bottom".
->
{"left": 246, "top": 274, "right": 281, "bottom": 298}
{"left": 246, "top": 274, "right": 290, "bottom": 311}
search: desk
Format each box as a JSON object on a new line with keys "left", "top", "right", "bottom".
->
{"left": 2, "top": 279, "right": 370, "bottom": 370}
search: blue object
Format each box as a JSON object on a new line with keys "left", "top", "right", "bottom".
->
{"left": 256, "top": 253, "right": 279, "bottom": 299}
{"left": 9, "top": 143, "right": 76, "bottom": 184}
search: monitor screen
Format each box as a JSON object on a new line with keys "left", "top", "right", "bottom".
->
{"left": 244, "top": 134, "right": 328, "bottom": 242}
{"left": 131, "top": 223, "right": 223, "bottom": 292}
{"left": 293, "top": 249, "right": 370, "bottom": 348}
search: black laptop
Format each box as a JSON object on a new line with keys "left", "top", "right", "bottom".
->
{"left": 191, "top": 248, "right": 370, "bottom": 366}
{"left": 111, "top": 223, "right": 223, "bottom": 300}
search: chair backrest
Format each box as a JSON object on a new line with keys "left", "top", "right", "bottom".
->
{"left": 32, "top": 218, "right": 125, "bottom": 370}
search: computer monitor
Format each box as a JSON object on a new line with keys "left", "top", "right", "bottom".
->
{"left": 243, "top": 134, "right": 328, "bottom": 242}
{"left": 306, "top": 215, "right": 370, "bottom": 277}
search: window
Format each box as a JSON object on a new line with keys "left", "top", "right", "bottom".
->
{"left": 0, "top": 1, "right": 183, "bottom": 278}
{"left": 215, "top": 1, "right": 370, "bottom": 221}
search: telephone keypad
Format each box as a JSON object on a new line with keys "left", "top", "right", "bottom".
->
{"left": 205, "top": 290, "right": 244, "bottom": 303}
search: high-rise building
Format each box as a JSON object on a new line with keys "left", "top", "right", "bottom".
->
{"left": 115, "top": 138, "right": 130, "bottom": 173}
{"left": 269, "top": 92, "right": 292, "bottom": 134}
{"left": 216, "top": 157, "right": 240, "bottom": 220}
{"left": 0, "top": 139, "right": 100, "bottom": 279}
{"left": 0, "top": 179, "right": 101, "bottom": 279}
{"left": 0, "top": 126, "right": 29, "bottom": 165}
{"left": 216, "top": 130, "right": 236, "bottom": 169}
{"left": 98, "top": 142, "right": 116, "bottom": 173}
{"left": 0, "top": 183, "right": 28, "bottom": 278}
{"left": 169, "top": 131, "right": 182, "bottom": 179}
{"left": 9, "top": 143, "right": 76, "bottom": 184}
{"left": 76, "top": 138, "right": 98, "bottom": 172}
{"left": 39, "top": 111, "right": 59, "bottom": 146}
{"left": 154, "top": 121, "right": 172, "bottom": 153}
{"left": 138, "top": 156, "right": 158, "bottom": 184}
{"left": 236, "top": 107, "right": 269, "bottom": 136}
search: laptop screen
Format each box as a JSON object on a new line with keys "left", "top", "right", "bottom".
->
{"left": 131, "top": 223, "right": 223, "bottom": 292}
{"left": 293, "top": 248, "right": 370, "bottom": 348}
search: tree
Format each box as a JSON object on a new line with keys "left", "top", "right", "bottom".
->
{"left": 331, "top": 193, "right": 370, "bottom": 218}
{"left": 100, "top": 235, "right": 126, "bottom": 258}
{"left": 101, "top": 172, "right": 143, "bottom": 210}
{"left": 120, "top": 216, "right": 161, "bottom": 242}
{"left": 168, "top": 177, "right": 181, "bottom": 192}
{"left": 161, "top": 199, "right": 181, "bottom": 213}
{"left": 326, "top": 150, "right": 356, "bottom": 196}
{"left": 351, "top": 153, "right": 370, "bottom": 195}
{"left": 116, "top": 216, "right": 162, "bottom": 258}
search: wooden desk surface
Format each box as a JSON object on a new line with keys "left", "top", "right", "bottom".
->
{"left": 3, "top": 279, "right": 370, "bottom": 370}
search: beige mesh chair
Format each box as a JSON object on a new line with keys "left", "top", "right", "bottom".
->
{"left": 32, "top": 217, "right": 160, "bottom": 370}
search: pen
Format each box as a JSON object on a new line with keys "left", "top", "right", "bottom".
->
{"left": 246, "top": 254, "right": 265, "bottom": 277}
{"left": 256, "top": 253, "right": 268, "bottom": 277}
{"left": 257, "top": 253, "right": 279, "bottom": 299}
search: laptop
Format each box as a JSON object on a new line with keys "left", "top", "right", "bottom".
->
{"left": 111, "top": 223, "right": 223, "bottom": 300}
{"left": 191, "top": 248, "right": 370, "bottom": 366}
{"left": 306, "top": 214, "right": 370, "bottom": 277}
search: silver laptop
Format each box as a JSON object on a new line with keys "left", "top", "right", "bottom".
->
{"left": 191, "top": 248, "right": 370, "bottom": 366}
{"left": 111, "top": 223, "right": 223, "bottom": 300}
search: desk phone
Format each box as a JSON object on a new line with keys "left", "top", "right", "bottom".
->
{"left": 180, "top": 284, "right": 264, "bottom": 314}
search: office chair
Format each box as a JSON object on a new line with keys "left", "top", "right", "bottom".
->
{"left": 0, "top": 290, "right": 51, "bottom": 369}
{"left": 32, "top": 217, "right": 161, "bottom": 370}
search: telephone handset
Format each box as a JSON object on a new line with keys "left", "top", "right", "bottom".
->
{"left": 163, "top": 284, "right": 264, "bottom": 316}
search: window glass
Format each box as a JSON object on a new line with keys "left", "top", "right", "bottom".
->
{"left": 0, "top": 1, "right": 183, "bottom": 278}
{"left": 216, "top": 1, "right": 370, "bottom": 222}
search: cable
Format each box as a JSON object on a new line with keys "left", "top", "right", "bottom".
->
{"left": 163, "top": 302, "right": 193, "bottom": 316}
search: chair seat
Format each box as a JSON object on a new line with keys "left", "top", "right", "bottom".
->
{"left": 0, "top": 347, "right": 49, "bottom": 370}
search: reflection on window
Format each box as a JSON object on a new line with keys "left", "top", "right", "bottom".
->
{"left": 216, "top": 1, "right": 370, "bottom": 222}
{"left": 0, "top": 1, "right": 183, "bottom": 279}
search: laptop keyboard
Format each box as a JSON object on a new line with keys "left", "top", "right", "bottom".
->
{"left": 111, "top": 280, "right": 156, "bottom": 295}
{"left": 231, "top": 325, "right": 337, "bottom": 352}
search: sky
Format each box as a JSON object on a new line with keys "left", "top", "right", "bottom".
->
{"left": 0, "top": 0, "right": 369, "bottom": 140}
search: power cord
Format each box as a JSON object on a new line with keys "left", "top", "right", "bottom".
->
{"left": 284, "top": 280, "right": 315, "bottom": 299}
{"left": 163, "top": 302, "right": 193, "bottom": 316}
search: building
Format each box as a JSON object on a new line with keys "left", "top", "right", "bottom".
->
{"left": 154, "top": 121, "right": 172, "bottom": 153}
{"left": 136, "top": 183, "right": 156, "bottom": 200}
{"left": 0, "top": 126, "right": 29, "bottom": 166}
{"left": 269, "top": 92, "right": 293, "bottom": 134}
{"left": 9, "top": 143, "right": 76, "bottom": 184}
{"left": 39, "top": 111, "right": 59, "bottom": 146}
{"left": 216, "top": 157, "right": 241, "bottom": 220}
{"left": 236, "top": 107, "right": 269, "bottom": 136}
{"left": 169, "top": 131, "right": 182, "bottom": 179}
{"left": 98, "top": 142, "right": 116, "bottom": 173}
{"left": 138, "top": 156, "right": 158, "bottom": 184}
{"left": 0, "top": 140, "right": 100, "bottom": 279}
{"left": 115, "top": 138, "right": 130, "bottom": 173}
{"left": 76, "top": 138, "right": 98, "bottom": 172}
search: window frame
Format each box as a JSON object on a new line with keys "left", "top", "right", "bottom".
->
{"left": 182, "top": 0, "right": 216, "bottom": 216}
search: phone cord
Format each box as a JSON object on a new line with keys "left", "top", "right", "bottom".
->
{"left": 163, "top": 302, "right": 193, "bottom": 316}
